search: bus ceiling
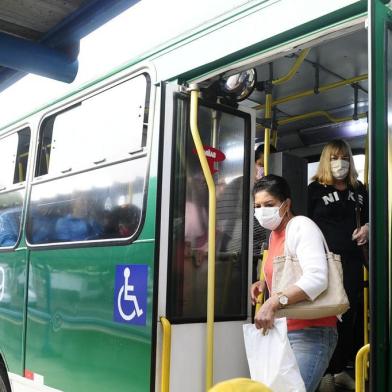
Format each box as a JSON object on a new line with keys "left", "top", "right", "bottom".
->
{"left": 196, "top": 27, "right": 368, "bottom": 154}
{"left": 0, "top": 0, "right": 140, "bottom": 91}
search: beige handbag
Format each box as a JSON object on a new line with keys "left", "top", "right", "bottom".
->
{"left": 272, "top": 220, "right": 350, "bottom": 319}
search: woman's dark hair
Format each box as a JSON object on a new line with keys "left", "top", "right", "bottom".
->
{"left": 253, "top": 174, "right": 291, "bottom": 201}
{"left": 254, "top": 144, "right": 277, "bottom": 162}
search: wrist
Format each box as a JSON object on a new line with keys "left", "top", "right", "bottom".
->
{"left": 275, "top": 292, "right": 289, "bottom": 309}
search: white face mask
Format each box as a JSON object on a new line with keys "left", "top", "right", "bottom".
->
{"left": 254, "top": 201, "right": 286, "bottom": 231}
{"left": 330, "top": 159, "right": 350, "bottom": 180}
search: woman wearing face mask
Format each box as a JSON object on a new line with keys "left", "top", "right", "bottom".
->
{"left": 308, "top": 139, "right": 368, "bottom": 392}
{"left": 250, "top": 174, "right": 338, "bottom": 392}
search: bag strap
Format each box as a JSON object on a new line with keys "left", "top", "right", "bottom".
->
{"left": 283, "top": 216, "right": 331, "bottom": 256}
{"left": 353, "top": 188, "right": 362, "bottom": 230}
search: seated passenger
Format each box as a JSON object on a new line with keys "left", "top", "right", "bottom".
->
{"left": 28, "top": 206, "right": 58, "bottom": 244}
{"left": 103, "top": 204, "right": 141, "bottom": 239}
{"left": 55, "top": 197, "right": 102, "bottom": 242}
{"left": 0, "top": 207, "right": 21, "bottom": 247}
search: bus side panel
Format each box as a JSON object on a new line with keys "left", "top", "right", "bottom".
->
{"left": 0, "top": 249, "right": 27, "bottom": 375}
{"left": 24, "top": 237, "right": 156, "bottom": 391}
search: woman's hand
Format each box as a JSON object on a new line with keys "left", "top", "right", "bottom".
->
{"left": 352, "top": 223, "right": 369, "bottom": 246}
{"left": 254, "top": 295, "right": 280, "bottom": 332}
{"left": 250, "top": 280, "right": 265, "bottom": 306}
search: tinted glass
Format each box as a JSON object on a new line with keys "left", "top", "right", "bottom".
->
{"left": 27, "top": 159, "right": 146, "bottom": 244}
{"left": 0, "top": 127, "right": 31, "bottom": 248}
{"left": 36, "top": 74, "right": 149, "bottom": 177}
{"left": 0, "top": 128, "right": 30, "bottom": 189}
{"left": 0, "top": 190, "right": 24, "bottom": 247}
{"left": 169, "top": 97, "right": 250, "bottom": 321}
{"left": 29, "top": 73, "right": 150, "bottom": 245}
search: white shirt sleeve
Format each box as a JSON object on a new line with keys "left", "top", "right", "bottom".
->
{"left": 286, "top": 216, "right": 328, "bottom": 301}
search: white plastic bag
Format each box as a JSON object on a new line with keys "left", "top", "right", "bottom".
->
{"left": 243, "top": 319, "right": 305, "bottom": 392}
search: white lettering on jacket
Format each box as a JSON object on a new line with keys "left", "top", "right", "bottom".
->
{"left": 322, "top": 191, "right": 339, "bottom": 205}
{"left": 321, "top": 190, "right": 364, "bottom": 206}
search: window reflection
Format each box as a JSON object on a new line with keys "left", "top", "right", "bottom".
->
{"left": 0, "top": 191, "right": 24, "bottom": 247}
{"left": 0, "top": 127, "right": 30, "bottom": 248}
{"left": 27, "top": 160, "right": 145, "bottom": 244}
{"left": 35, "top": 74, "right": 150, "bottom": 177}
{"left": 169, "top": 99, "right": 249, "bottom": 321}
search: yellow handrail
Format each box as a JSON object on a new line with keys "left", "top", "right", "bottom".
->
{"left": 275, "top": 111, "right": 367, "bottom": 126}
{"left": 18, "top": 162, "right": 24, "bottom": 182}
{"left": 272, "top": 48, "right": 310, "bottom": 86}
{"left": 355, "top": 344, "right": 370, "bottom": 391}
{"left": 363, "top": 126, "right": 369, "bottom": 381}
{"left": 255, "top": 250, "right": 268, "bottom": 313}
{"left": 189, "top": 84, "right": 217, "bottom": 391}
{"left": 254, "top": 74, "right": 368, "bottom": 110}
{"left": 364, "top": 128, "right": 369, "bottom": 348}
{"left": 264, "top": 93, "right": 272, "bottom": 175}
{"left": 160, "top": 317, "right": 171, "bottom": 392}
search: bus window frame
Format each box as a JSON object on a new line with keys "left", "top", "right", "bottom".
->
{"left": 166, "top": 92, "right": 251, "bottom": 324}
{"left": 25, "top": 69, "right": 154, "bottom": 249}
{"left": 0, "top": 124, "right": 31, "bottom": 252}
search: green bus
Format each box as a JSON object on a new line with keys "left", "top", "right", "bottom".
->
{"left": 0, "top": 0, "right": 390, "bottom": 391}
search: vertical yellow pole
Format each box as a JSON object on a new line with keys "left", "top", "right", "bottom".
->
{"left": 355, "top": 344, "right": 370, "bottom": 391}
{"left": 363, "top": 128, "right": 370, "bottom": 383}
{"left": 189, "top": 84, "right": 216, "bottom": 391}
{"left": 264, "top": 93, "right": 272, "bottom": 175}
{"left": 364, "top": 131, "right": 369, "bottom": 347}
{"left": 160, "top": 317, "right": 171, "bottom": 392}
{"left": 18, "top": 162, "right": 23, "bottom": 182}
{"left": 255, "top": 250, "right": 268, "bottom": 313}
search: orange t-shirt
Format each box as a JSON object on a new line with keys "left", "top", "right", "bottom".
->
{"left": 264, "top": 228, "right": 336, "bottom": 331}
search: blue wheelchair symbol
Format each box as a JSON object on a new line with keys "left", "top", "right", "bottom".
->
{"left": 114, "top": 264, "right": 148, "bottom": 325}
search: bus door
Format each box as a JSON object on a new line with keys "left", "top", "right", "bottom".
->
{"left": 368, "top": 0, "right": 392, "bottom": 390}
{"left": 156, "top": 83, "right": 255, "bottom": 391}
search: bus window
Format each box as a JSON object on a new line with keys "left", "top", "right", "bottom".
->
{"left": 0, "top": 127, "right": 31, "bottom": 248}
{"left": 27, "top": 74, "right": 150, "bottom": 245}
{"left": 168, "top": 96, "right": 250, "bottom": 322}
{"left": 35, "top": 73, "right": 150, "bottom": 177}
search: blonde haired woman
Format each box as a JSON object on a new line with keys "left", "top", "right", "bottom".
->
{"left": 308, "top": 139, "right": 368, "bottom": 391}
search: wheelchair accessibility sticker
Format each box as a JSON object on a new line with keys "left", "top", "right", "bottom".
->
{"left": 114, "top": 264, "right": 148, "bottom": 326}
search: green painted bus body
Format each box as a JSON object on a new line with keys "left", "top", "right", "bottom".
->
{"left": 0, "top": 170, "right": 158, "bottom": 391}
{"left": 0, "top": 0, "right": 390, "bottom": 391}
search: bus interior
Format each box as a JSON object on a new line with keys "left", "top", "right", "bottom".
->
{"left": 200, "top": 25, "right": 368, "bottom": 167}
{"left": 166, "top": 20, "right": 370, "bottom": 389}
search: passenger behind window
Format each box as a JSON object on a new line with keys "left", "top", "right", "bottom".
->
{"left": 103, "top": 203, "right": 141, "bottom": 239}
{"left": 0, "top": 207, "right": 21, "bottom": 247}
{"left": 29, "top": 204, "right": 59, "bottom": 244}
{"left": 55, "top": 195, "right": 103, "bottom": 242}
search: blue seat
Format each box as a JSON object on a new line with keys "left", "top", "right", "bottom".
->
{"left": 55, "top": 215, "right": 102, "bottom": 242}
{"left": 0, "top": 207, "right": 21, "bottom": 247}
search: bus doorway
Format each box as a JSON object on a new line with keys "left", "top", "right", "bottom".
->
{"left": 222, "top": 26, "right": 371, "bottom": 391}
{"left": 157, "top": 83, "right": 256, "bottom": 391}
{"left": 158, "top": 18, "right": 378, "bottom": 392}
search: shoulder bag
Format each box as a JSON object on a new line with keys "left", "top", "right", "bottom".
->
{"left": 271, "top": 219, "right": 350, "bottom": 319}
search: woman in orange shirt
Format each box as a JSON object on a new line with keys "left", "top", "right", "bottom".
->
{"left": 250, "top": 175, "right": 337, "bottom": 392}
